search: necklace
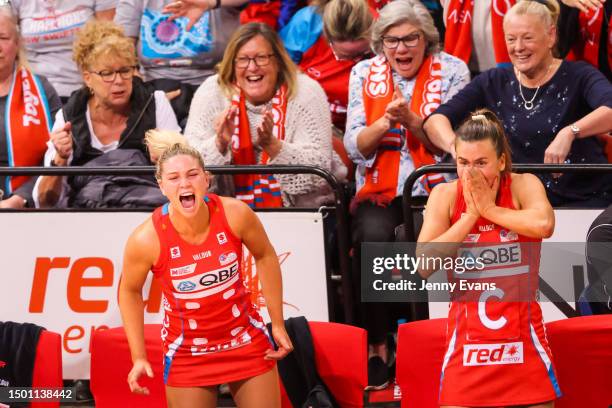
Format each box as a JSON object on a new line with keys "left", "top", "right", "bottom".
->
{"left": 516, "top": 62, "right": 553, "bottom": 110}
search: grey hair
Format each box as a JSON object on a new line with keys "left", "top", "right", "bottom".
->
{"left": 371, "top": 0, "right": 440, "bottom": 56}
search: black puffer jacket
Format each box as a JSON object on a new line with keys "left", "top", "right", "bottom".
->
{"left": 65, "top": 149, "right": 166, "bottom": 209}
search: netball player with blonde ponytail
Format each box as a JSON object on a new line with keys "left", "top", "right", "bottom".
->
{"left": 418, "top": 109, "right": 561, "bottom": 408}
{"left": 119, "top": 132, "right": 292, "bottom": 407}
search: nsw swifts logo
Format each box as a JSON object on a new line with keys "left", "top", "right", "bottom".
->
{"left": 216, "top": 232, "right": 228, "bottom": 245}
{"left": 463, "top": 342, "right": 524, "bottom": 366}
{"left": 420, "top": 54, "right": 442, "bottom": 117}
{"left": 365, "top": 56, "right": 391, "bottom": 98}
{"left": 170, "top": 246, "right": 181, "bottom": 259}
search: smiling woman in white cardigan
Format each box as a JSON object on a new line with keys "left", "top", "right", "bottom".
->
{"left": 184, "top": 22, "right": 345, "bottom": 208}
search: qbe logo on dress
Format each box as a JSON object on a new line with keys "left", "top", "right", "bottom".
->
{"left": 170, "top": 246, "right": 181, "bottom": 259}
{"left": 171, "top": 260, "right": 239, "bottom": 299}
{"left": 463, "top": 342, "right": 524, "bottom": 366}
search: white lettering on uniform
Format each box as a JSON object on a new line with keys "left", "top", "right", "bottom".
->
{"left": 172, "top": 261, "right": 240, "bottom": 299}
{"left": 192, "top": 250, "right": 211, "bottom": 261}
{"left": 170, "top": 263, "right": 197, "bottom": 277}
{"left": 463, "top": 342, "right": 523, "bottom": 366}
{"left": 478, "top": 288, "right": 507, "bottom": 330}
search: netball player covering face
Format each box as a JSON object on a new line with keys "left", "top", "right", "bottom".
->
{"left": 119, "top": 134, "right": 292, "bottom": 408}
{"left": 417, "top": 110, "right": 560, "bottom": 408}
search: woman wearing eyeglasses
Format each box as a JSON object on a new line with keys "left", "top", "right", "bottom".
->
{"left": 344, "top": 0, "right": 469, "bottom": 389}
{"left": 280, "top": 0, "right": 374, "bottom": 130}
{"left": 185, "top": 22, "right": 340, "bottom": 208}
{"left": 34, "top": 20, "right": 180, "bottom": 208}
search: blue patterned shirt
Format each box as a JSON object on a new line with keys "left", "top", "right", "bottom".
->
{"left": 344, "top": 51, "right": 470, "bottom": 197}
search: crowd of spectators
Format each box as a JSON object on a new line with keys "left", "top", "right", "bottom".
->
{"left": 0, "top": 0, "right": 610, "bottom": 390}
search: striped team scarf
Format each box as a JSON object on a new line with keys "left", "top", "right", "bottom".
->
{"left": 230, "top": 85, "right": 287, "bottom": 208}
{"left": 444, "top": 0, "right": 514, "bottom": 66}
{"left": 354, "top": 54, "right": 444, "bottom": 208}
{"left": 4, "top": 66, "right": 52, "bottom": 194}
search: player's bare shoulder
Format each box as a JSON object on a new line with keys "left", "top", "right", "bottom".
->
{"left": 125, "top": 216, "right": 160, "bottom": 264}
{"left": 510, "top": 172, "right": 545, "bottom": 195}
{"left": 218, "top": 196, "right": 254, "bottom": 238}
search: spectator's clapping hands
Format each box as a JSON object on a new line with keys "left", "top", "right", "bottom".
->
{"left": 256, "top": 109, "right": 282, "bottom": 157}
{"left": 50, "top": 122, "right": 73, "bottom": 165}
{"left": 385, "top": 85, "right": 421, "bottom": 132}
{"left": 214, "top": 105, "right": 237, "bottom": 154}
{"left": 163, "top": 0, "right": 211, "bottom": 31}
{"left": 561, "top": 0, "right": 605, "bottom": 13}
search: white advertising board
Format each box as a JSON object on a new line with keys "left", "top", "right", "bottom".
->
{"left": 0, "top": 211, "right": 328, "bottom": 379}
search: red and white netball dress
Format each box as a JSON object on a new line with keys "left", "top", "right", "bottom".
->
{"left": 151, "top": 193, "right": 274, "bottom": 386}
{"left": 438, "top": 175, "right": 562, "bottom": 407}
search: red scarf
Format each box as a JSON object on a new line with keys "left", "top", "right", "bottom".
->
{"left": 567, "top": 7, "right": 612, "bottom": 71}
{"left": 355, "top": 54, "right": 444, "bottom": 208}
{"left": 230, "top": 85, "right": 288, "bottom": 208}
{"left": 5, "top": 66, "right": 52, "bottom": 193}
{"left": 444, "top": 0, "right": 515, "bottom": 66}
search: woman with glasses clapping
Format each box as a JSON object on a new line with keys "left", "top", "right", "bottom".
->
{"left": 185, "top": 22, "right": 342, "bottom": 208}
{"left": 34, "top": 20, "right": 180, "bottom": 208}
{"left": 344, "top": 0, "right": 470, "bottom": 389}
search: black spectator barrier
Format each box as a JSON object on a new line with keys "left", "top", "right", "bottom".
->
{"left": 401, "top": 163, "right": 612, "bottom": 321}
{"left": 0, "top": 164, "right": 354, "bottom": 324}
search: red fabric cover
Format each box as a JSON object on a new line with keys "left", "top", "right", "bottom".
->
{"left": 309, "top": 321, "right": 367, "bottom": 408}
{"left": 91, "top": 322, "right": 367, "bottom": 408}
{"left": 396, "top": 318, "right": 447, "bottom": 408}
{"left": 240, "top": 2, "right": 281, "bottom": 29}
{"left": 546, "top": 315, "right": 612, "bottom": 408}
{"left": 31, "top": 330, "right": 62, "bottom": 408}
{"left": 281, "top": 321, "right": 367, "bottom": 408}
{"left": 90, "top": 325, "right": 166, "bottom": 408}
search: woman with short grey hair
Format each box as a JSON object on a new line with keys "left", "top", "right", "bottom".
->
{"left": 343, "top": 0, "right": 470, "bottom": 390}
{"left": 370, "top": 0, "right": 440, "bottom": 56}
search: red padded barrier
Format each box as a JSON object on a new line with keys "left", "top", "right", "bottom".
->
{"left": 90, "top": 325, "right": 166, "bottom": 408}
{"left": 396, "top": 318, "right": 447, "bottom": 408}
{"left": 546, "top": 315, "right": 612, "bottom": 408}
{"left": 309, "top": 321, "right": 367, "bottom": 408}
{"left": 31, "top": 330, "right": 63, "bottom": 408}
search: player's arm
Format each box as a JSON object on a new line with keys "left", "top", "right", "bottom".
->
{"left": 416, "top": 182, "right": 476, "bottom": 278}
{"left": 482, "top": 173, "right": 554, "bottom": 239}
{"left": 223, "top": 198, "right": 293, "bottom": 359}
{"left": 118, "top": 219, "right": 159, "bottom": 393}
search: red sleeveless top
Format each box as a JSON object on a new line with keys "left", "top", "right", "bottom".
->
{"left": 438, "top": 175, "right": 562, "bottom": 406}
{"left": 150, "top": 194, "right": 273, "bottom": 386}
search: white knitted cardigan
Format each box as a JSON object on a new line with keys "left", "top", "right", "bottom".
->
{"left": 185, "top": 73, "right": 346, "bottom": 207}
